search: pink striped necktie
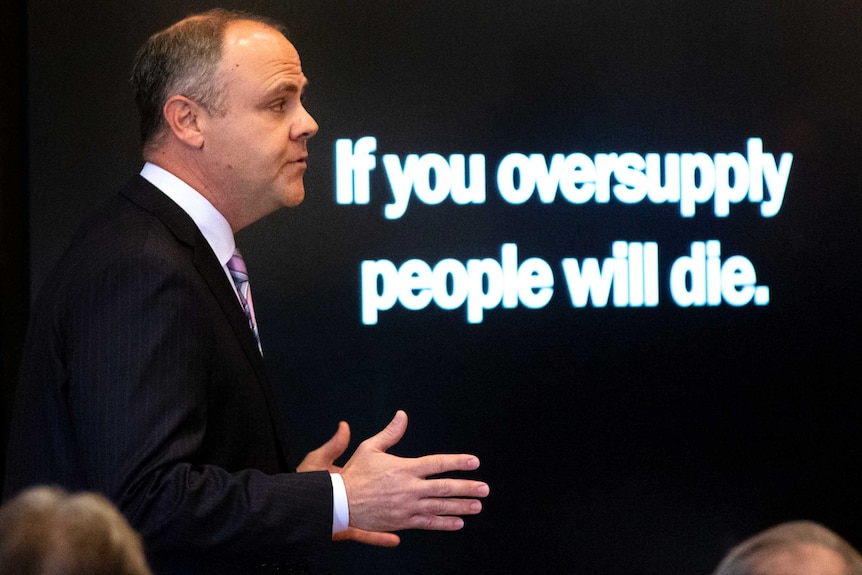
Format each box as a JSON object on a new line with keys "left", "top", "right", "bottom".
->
{"left": 226, "top": 249, "right": 262, "bottom": 354}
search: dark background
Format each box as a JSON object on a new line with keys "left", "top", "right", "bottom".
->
{"left": 4, "top": 1, "right": 861, "bottom": 573}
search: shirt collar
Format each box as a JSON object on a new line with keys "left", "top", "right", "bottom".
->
{"left": 140, "top": 162, "right": 235, "bottom": 267}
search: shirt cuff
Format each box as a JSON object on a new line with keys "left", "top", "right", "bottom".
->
{"left": 330, "top": 473, "right": 349, "bottom": 535}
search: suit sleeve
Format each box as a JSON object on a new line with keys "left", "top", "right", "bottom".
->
{"left": 62, "top": 245, "right": 332, "bottom": 565}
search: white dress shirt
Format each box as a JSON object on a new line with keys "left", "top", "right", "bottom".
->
{"left": 140, "top": 162, "right": 349, "bottom": 536}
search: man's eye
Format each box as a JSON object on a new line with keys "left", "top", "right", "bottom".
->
{"left": 271, "top": 100, "right": 286, "bottom": 112}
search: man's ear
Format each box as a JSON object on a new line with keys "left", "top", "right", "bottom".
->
{"left": 163, "top": 96, "right": 206, "bottom": 149}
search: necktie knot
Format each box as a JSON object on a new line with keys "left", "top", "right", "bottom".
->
{"left": 227, "top": 251, "right": 248, "bottom": 277}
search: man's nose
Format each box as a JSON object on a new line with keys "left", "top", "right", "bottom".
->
{"left": 294, "top": 106, "right": 319, "bottom": 140}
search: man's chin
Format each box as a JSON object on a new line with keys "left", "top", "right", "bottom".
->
{"left": 282, "top": 186, "right": 305, "bottom": 208}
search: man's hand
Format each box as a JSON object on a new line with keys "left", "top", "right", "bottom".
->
{"left": 298, "top": 421, "right": 401, "bottom": 547}
{"left": 297, "top": 421, "right": 351, "bottom": 474}
{"left": 340, "top": 410, "right": 490, "bottom": 534}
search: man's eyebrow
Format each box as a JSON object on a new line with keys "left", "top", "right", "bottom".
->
{"left": 266, "top": 78, "right": 309, "bottom": 97}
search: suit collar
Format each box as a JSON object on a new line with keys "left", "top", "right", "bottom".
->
{"left": 139, "top": 162, "right": 236, "bottom": 268}
{"left": 121, "top": 176, "right": 266, "bottom": 367}
{"left": 121, "top": 176, "right": 292, "bottom": 467}
{"left": 120, "top": 175, "right": 200, "bottom": 247}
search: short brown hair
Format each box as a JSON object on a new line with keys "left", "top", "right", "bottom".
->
{"left": 130, "top": 9, "right": 286, "bottom": 154}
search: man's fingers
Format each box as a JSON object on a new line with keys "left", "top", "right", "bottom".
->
{"left": 407, "top": 514, "right": 468, "bottom": 531}
{"left": 419, "top": 496, "right": 484, "bottom": 518}
{"left": 410, "top": 453, "right": 482, "bottom": 478}
{"left": 297, "top": 421, "right": 350, "bottom": 472}
{"left": 320, "top": 421, "right": 350, "bottom": 461}
{"left": 416, "top": 477, "right": 490, "bottom": 500}
{"left": 334, "top": 527, "right": 401, "bottom": 547}
{"left": 363, "top": 410, "right": 408, "bottom": 452}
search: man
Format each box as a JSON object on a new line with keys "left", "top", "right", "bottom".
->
{"left": 4, "top": 9, "right": 489, "bottom": 574}
{"left": 0, "top": 486, "right": 153, "bottom": 575}
{"left": 712, "top": 521, "right": 862, "bottom": 575}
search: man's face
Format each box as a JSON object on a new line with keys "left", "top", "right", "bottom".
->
{"left": 201, "top": 20, "right": 318, "bottom": 228}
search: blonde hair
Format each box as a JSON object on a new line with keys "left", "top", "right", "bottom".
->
{"left": 0, "top": 486, "right": 152, "bottom": 575}
{"left": 713, "top": 520, "right": 862, "bottom": 575}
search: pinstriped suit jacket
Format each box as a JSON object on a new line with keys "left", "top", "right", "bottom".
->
{"left": 4, "top": 176, "right": 333, "bottom": 574}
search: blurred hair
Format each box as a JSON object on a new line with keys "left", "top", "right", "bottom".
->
{"left": 713, "top": 520, "right": 862, "bottom": 575}
{"left": 0, "top": 486, "right": 152, "bottom": 575}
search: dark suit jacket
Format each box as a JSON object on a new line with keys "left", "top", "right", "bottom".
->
{"left": 4, "top": 176, "right": 334, "bottom": 574}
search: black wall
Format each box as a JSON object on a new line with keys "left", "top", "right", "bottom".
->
{"left": 1, "top": 0, "right": 28, "bottom": 500}
{"left": 21, "top": 2, "right": 862, "bottom": 574}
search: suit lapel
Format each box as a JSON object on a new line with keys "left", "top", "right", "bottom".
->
{"left": 120, "top": 176, "right": 293, "bottom": 469}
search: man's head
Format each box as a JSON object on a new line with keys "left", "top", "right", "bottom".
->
{"left": 131, "top": 9, "right": 318, "bottom": 230}
{"left": 712, "top": 521, "right": 862, "bottom": 575}
{"left": 0, "top": 486, "right": 152, "bottom": 575}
